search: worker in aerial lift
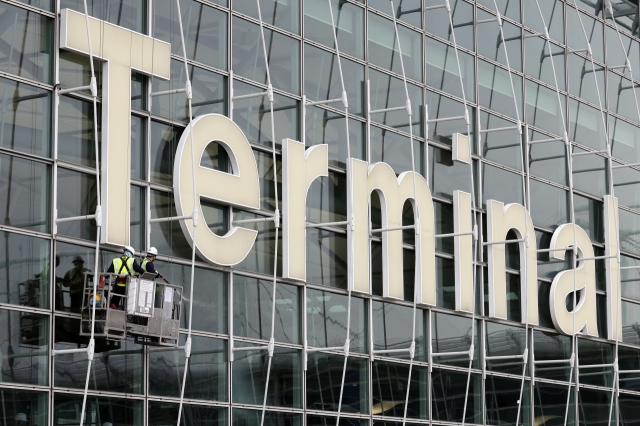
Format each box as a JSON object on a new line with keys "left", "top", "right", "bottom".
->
{"left": 62, "top": 256, "right": 90, "bottom": 313}
{"left": 141, "top": 247, "right": 164, "bottom": 280}
{"left": 107, "top": 245, "right": 145, "bottom": 309}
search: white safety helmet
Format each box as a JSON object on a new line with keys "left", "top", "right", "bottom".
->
{"left": 103, "top": 423, "right": 113, "bottom": 426}
{"left": 147, "top": 247, "right": 158, "bottom": 256}
{"left": 124, "top": 245, "right": 135, "bottom": 257}
{"left": 15, "top": 413, "right": 27, "bottom": 422}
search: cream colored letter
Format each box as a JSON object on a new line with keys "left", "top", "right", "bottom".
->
{"left": 549, "top": 224, "right": 598, "bottom": 336}
{"left": 350, "top": 159, "right": 435, "bottom": 304}
{"left": 282, "top": 139, "right": 328, "bottom": 281}
{"left": 454, "top": 190, "right": 474, "bottom": 313}
{"left": 604, "top": 195, "right": 622, "bottom": 340}
{"left": 486, "top": 200, "right": 538, "bottom": 325}
{"left": 174, "top": 114, "right": 260, "bottom": 266}
{"left": 60, "top": 9, "right": 171, "bottom": 246}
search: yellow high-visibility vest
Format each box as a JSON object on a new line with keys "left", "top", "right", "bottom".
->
{"left": 112, "top": 256, "right": 134, "bottom": 286}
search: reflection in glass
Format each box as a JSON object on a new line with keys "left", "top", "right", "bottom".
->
{"left": 370, "top": 127, "right": 424, "bottom": 175}
{"left": 307, "top": 289, "right": 366, "bottom": 353}
{"left": 613, "top": 164, "right": 640, "bottom": 210}
{"left": 149, "top": 335, "right": 226, "bottom": 401}
{"left": 53, "top": 394, "right": 142, "bottom": 426}
{"left": 567, "top": 8, "right": 603, "bottom": 63}
{"left": 480, "top": 111, "right": 522, "bottom": 169}
{"left": 372, "top": 361, "right": 427, "bottom": 419}
{"left": 577, "top": 388, "right": 613, "bottom": 426}
{"left": 306, "top": 229, "right": 348, "bottom": 289}
{"left": 148, "top": 401, "right": 227, "bottom": 426}
{"left": 431, "top": 311, "right": 478, "bottom": 367}
{"left": 478, "top": 12, "right": 521, "bottom": 71}
{"left": 622, "top": 301, "right": 640, "bottom": 346}
{"left": 428, "top": 145, "right": 472, "bottom": 200}
{"left": 577, "top": 338, "right": 613, "bottom": 388}
{"left": 149, "top": 189, "right": 192, "bottom": 259}
{"left": 0, "top": 309, "right": 48, "bottom": 386}
{"left": 523, "top": 0, "right": 563, "bottom": 44}
{"left": 306, "top": 353, "right": 368, "bottom": 414}
{"left": 572, "top": 194, "right": 603, "bottom": 244}
{"left": 424, "top": 0, "right": 473, "bottom": 51}
{"left": 233, "top": 275, "right": 299, "bottom": 344}
{"left": 150, "top": 121, "right": 181, "bottom": 186}
{"left": 131, "top": 115, "right": 145, "bottom": 180}
{"left": 232, "top": 344, "right": 301, "bottom": 407}
{"left": 233, "top": 408, "right": 301, "bottom": 426}
{"left": 431, "top": 369, "right": 481, "bottom": 423}
{"left": 526, "top": 80, "right": 566, "bottom": 137}
{"left": 56, "top": 169, "right": 96, "bottom": 241}
{"left": 0, "top": 389, "right": 46, "bottom": 426}
{"left": 533, "top": 382, "right": 574, "bottom": 426}
{"left": 620, "top": 208, "right": 640, "bottom": 256}
{"left": 567, "top": 54, "right": 604, "bottom": 106}
{"left": 234, "top": 0, "right": 299, "bottom": 33}
{"left": 426, "top": 37, "right": 475, "bottom": 102}
{"left": 304, "top": 0, "right": 364, "bottom": 59}
{"left": 528, "top": 129, "right": 567, "bottom": 186}
{"left": 57, "top": 96, "right": 100, "bottom": 168}
{"left": 485, "top": 321, "right": 527, "bottom": 375}
{"left": 129, "top": 185, "right": 145, "bottom": 251}
{"left": 529, "top": 179, "right": 569, "bottom": 230}
{"left": 478, "top": 60, "right": 522, "bottom": 120}
{"left": 372, "top": 301, "right": 425, "bottom": 361}
{"left": 569, "top": 100, "right": 607, "bottom": 151}
{"left": 369, "top": 69, "right": 423, "bottom": 137}
{"left": 485, "top": 376, "right": 530, "bottom": 426}
{"left": 524, "top": 36, "right": 564, "bottom": 90}
{"left": 59, "top": 50, "right": 102, "bottom": 97}
{"left": 572, "top": 147, "right": 607, "bottom": 197}
{"left": 482, "top": 164, "right": 523, "bottom": 208}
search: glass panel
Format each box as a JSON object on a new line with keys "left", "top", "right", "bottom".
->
{"left": 532, "top": 330, "right": 572, "bottom": 381}
{"left": 129, "top": 185, "right": 144, "bottom": 251}
{"left": 152, "top": 261, "right": 227, "bottom": 333}
{"left": 528, "top": 128, "right": 567, "bottom": 185}
{"left": 478, "top": 11, "right": 521, "bottom": 71}
{"left": 611, "top": 116, "right": 640, "bottom": 164}
{"left": 307, "top": 416, "right": 368, "bottom": 426}
{"left": 436, "top": 256, "right": 455, "bottom": 309}
{"left": 572, "top": 194, "right": 603, "bottom": 243}
{"left": 621, "top": 255, "right": 640, "bottom": 300}
{"left": 478, "top": 60, "right": 523, "bottom": 120}
{"left": 372, "top": 361, "right": 427, "bottom": 419}
{"left": 537, "top": 229, "right": 572, "bottom": 280}
{"left": 606, "top": 27, "right": 640, "bottom": 82}
{"left": 232, "top": 80, "right": 298, "bottom": 150}
{"left": 232, "top": 345, "right": 301, "bottom": 407}
{"left": 372, "top": 301, "right": 425, "bottom": 361}
{"left": 569, "top": 99, "right": 607, "bottom": 151}
{"left": 233, "top": 211, "right": 282, "bottom": 276}
{"left": 571, "top": 147, "right": 607, "bottom": 197}
{"left": 369, "top": 69, "right": 423, "bottom": 136}
{"left": 525, "top": 36, "right": 565, "bottom": 90}
{"left": 485, "top": 376, "right": 531, "bottom": 426}
{"left": 0, "top": 3, "right": 53, "bottom": 82}
{"left": 306, "top": 289, "right": 366, "bottom": 353}
{"left": 306, "top": 353, "right": 368, "bottom": 414}
{"left": 305, "top": 110, "right": 365, "bottom": 167}
{"left": 150, "top": 121, "right": 181, "bottom": 186}
{"left": 306, "top": 229, "right": 348, "bottom": 289}
{"left": 619, "top": 393, "right": 640, "bottom": 426}
{"left": 526, "top": 80, "right": 566, "bottom": 137}
{"left": 131, "top": 71, "right": 146, "bottom": 111}
{"left": 153, "top": 0, "right": 228, "bottom": 67}
{"left": 428, "top": 145, "right": 472, "bottom": 200}
{"left": 618, "top": 346, "right": 640, "bottom": 391}
{"left": 303, "top": 44, "right": 365, "bottom": 116}
{"left": 148, "top": 401, "right": 227, "bottom": 426}
{"left": 523, "top": 0, "right": 564, "bottom": 44}
{"left": 622, "top": 300, "right": 640, "bottom": 345}
{"left": 608, "top": 73, "right": 640, "bottom": 125}
{"left": 425, "top": 36, "right": 475, "bottom": 102}
{"left": 369, "top": 0, "right": 420, "bottom": 27}
{"left": 0, "top": 153, "right": 49, "bottom": 232}
{"left": 232, "top": 408, "right": 301, "bottom": 426}
{"left": 431, "top": 311, "right": 479, "bottom": 368}
{"left": 0, "top": 388, "right": 46, "bottom": 426}
{"left": 431, "top": 369, "right": 482, "bottom": 423}
{"left": 0, "top": 230, "right": 49, "bottom": 309}
{"left": 54, "top": 316, "right": 143, "bottom": 393}
{"left": 304, "top": 0, "right": 364, "bottom": 59}
{"left": 151, "top": 60, "right": 226, "bottom": 123}
{"left": 424, "top": 0, "right": 474, "bottom": 51}
{"left": 149, "top": 335, "right": 227, "bottom": 401}
{"left": 477, "top": 0, "right": 520, "bottom": 21}
{"left": 232, "top": 17, "right": 300, "bottom": 95}
{"left": 234, "top": 0, "right": 299, "bottom": 34}
{"left": 567, "top": 54, "right": 605, "bottom": 106}
{"left": 61, "top": 0, "right": 145, "bottom": 33}
{"left": 533, "top": 382, "right": 574, "bottom": 426}
{"left": 577, "top": 338, "right": 613, "bottom": 387}
{"left": 425, "top": 91, "right": 475, "bottom": 147}
{"left": 149, "top": 189, "right": 192, "bottom": 259}
{"left": 482, "top": 164, "right": 523, "bottom": 208}
{"left": 485, "top": 321, "right": 527, "bottom": 375}
{"left": 56, "top": 168, "right": 96, "bottom": 240}
{"left": 370, "top": 127, "right": 423, "bottom": 175}
{"left": 529, "top": 179, "right": 569, "bottom": 230}
{"left": 577, "top": 388, "right": 613, "bottom": 426}
{"left": 58, "top": 96, "right": 100, "bottom": 168}
{"left": 233, "top": 275, "right": 299, "bottom": 344}
{"left": 620, "top": 208, "right": 640, "bottom": 255}
{"left": 53, "top": 394, "right": 142, "bottom": 426}
{"left": 59, "top": 50, "right": 102, "bottom": 97}
{"left": 131, "top": 115, "right": 145, "bottom": 180}
{"left": 0, "top": 309, "right": 48, "bottom": 386}
{"left": 0, "top": 77, "right": 50, "bottom": 157}
{"left": 480, "top": 111, "right": 522, "bottom": 169}
{"left": 613, "top": 162, "right": 640, "bottom": 209}
{"left": 368, "top": 12, "right": 422, "bottom": 82}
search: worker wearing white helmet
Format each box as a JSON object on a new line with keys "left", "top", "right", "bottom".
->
{"left": 106, "top": 245, "right": 145, "bottom": 309}
{"left": 15, "top": 413, "right": 27, "bottom": 426}
{"left": 141, "top": 247, "right": 164, "bottom": 280}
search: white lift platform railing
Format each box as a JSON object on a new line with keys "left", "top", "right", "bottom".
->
{"left": 51, "top": 2, "right": 102, "bottom": 426}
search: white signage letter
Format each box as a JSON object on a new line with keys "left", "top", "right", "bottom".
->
{"left": 60, "top": 9, "right": 171, "bottom": 246}
{"left": 486, "top": 200, "right": 538, "bottom": 325}
{"left": 174, "top": 114, "right": 260, "bottom": 265}
{"left": 282, "top": 139, "right": 329, "bottom": 281}
{"left": 549, "top": 223, "right": 598, "bottom": 336}
{"left": 454, "top": 190, "right": 474, "bottom": 313}
{"left": 350, "top": 160, "right": 435, "bottom": 304}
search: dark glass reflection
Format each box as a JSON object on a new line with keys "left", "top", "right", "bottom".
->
{"left": 53, "top": 394, "right": 142, "bottom": 426}
{"left": 0, "top": 389, "right": 47, "bottom": 426}
{"left": 372, "top": 361, "right": 427, "bottom": 419}
{"left": 533, "top": 383, "right": 574, "bottom": 426}
{"left": 431, "top": 369, "right": 481, "bottom": 423}
{"left": 372, "top": 301, "right": 425, "bottom": 361}
{"left": 61, "top": 0, "right": 145, "bottom": 32}
{"left": 0, "top": 309, "right": 48, "bottom": 386}
{"left": 149, "top": 401, "right": 227, "bottom": 426}
{"left": 485, "top": 376, "right": 530, "bottom": 426}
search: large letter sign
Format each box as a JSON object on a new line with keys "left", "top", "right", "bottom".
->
{"left": 174, "top": 114, "right": 260, "bottom": 265}
{"left": 60, "top": 9, "right": 171, "bottom": 246}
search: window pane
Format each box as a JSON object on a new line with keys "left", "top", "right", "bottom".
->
{"left": 370, "top": 127, "right": 424, "bottom": 175}
{"left": 425, "top": 91, "right": 475, "bottom": 147}
{"left": 0, "top": 4, "right": 53, "bottom": 82}
{"left": 606, "top": 27, "right": 640, "bottom": 81}
{"left": 428, "top": 145, "right": 472, "bottom": 200}
{"left": 0, "top": 77, "right": 50, "bottom": 157}
{"left": 232, "top": 408, "right": 301, "bottom": 426}
{"left": 149, "top": 189, "right": 192, "bottom": 259}
{"left": 426, "top": 37, "right": 475, "bottom": 102}
{"left": 372, "top": 361, "right": 427, "bottom": 419}
{"left": 532, "top": 330, "right": 572, "bottom": 381}
{"left": 306, "top": 416, "right": 368, "bottom": 426}
{"left": 485, "top": 321, "right": 527, "bottom": 375}
{"left": 232, "top": 345, "right": 301, "bottom": 407}
{"left": 529, "top": 179, "right": 569, "bottom": 230}
{"left": 54, "top": 316, "right": 143, "bottom": 393}
{"left": 369, "top": 0, "right": 420, "bottom": 27}
{"left": 577, "top": 338, "right": 613, "bottom": 387}
{"left": 304, "top": 44, "right": 365, "bottom": 116}
{"left": 611, "top": 116, "right": 640, "bottom": 164}
{"left": 56, "top": 168, "right": 96, "bottom": 240}
{"left": 608, "top": 73, "right": 640, "bottom": 125}
{"left": 233, "top": 211, "right": 282, "bottom": 276}
{"left": 306, "top": 353, "right": 368, "bottom": 414}
{"left": 0, "top": 153, "right": 50, "bottom": 233}
{"left": 0, "top": 309, "right": 48, "bottom": 386}
{"left": 480, "top": 111, "right": 522, "bottom": 169}
{"left": 577, "top": 388, "right": 612, "bottom": 426}
{"left": 149, "top": 335, "right": 227, "bottom": 401}
{"left": 567, "top": 54, "right": 604, "bottom": 106}
{"left": 567, "top": 8, "right": 603, "bottom": 63}
{"left": 622, "top": 300, "right": 640, "bottom": 345}
{"left": 61, "top": 0, "right": 146, "bottom": 33}
{"left": 0, "top": 388, "right": 47, "bottom": 426}
{"left": 478, "top": 12, "right": 521, "bottom": 71}
{"left": 613, "top": 162, "right": 640, "bottom": 209}
{"left": 306, "top": 229, "right": 348, "bottom": 289}
{"left": 58, "top": 50, "right": 103, "bottom": 97}
{"left": 526, "top": 80, "right": 566, "bottom": 137}
{"left": 528, "top": 128, "right": 567, "bottom": 186}
{"left": 431, "top": 311, "right": 479, "bottom": 368}
{"left": 304, "top": 0, "right": 364, "bottom": 59}
{"left": 58, "top": 96, "right": 100, "bottom": 168}
{"left": 232, "top": 17, "right": 300, "bottom": 95}
{"left": 151, "top": 60, "right": 226, "bottom": 123}
{"left": 424, "top": 0, "right": 474, "bottom": 51}
{"left": 478, "top": 60, "right": 522, "bottom": 120}
{"left": 150, "top": 121, "right": 181, "bottom": 186}
{"left": 485, "top": 376, "right": 531, "bottom": 426}
{"left": 482, "top": 164, "right": 523, "bottom": 208}
{"left": 153, "top": 0, "right": 226, "bottom": 68}
{"left": 477, "top": 0, "right": 520, "bottom": 21}
{"left": 233, "top": 275, "right": 299, "bottom": 344}
{"left": 533, "top": 382, "right": 574, "bottom": 426}
{"left": 621, "top": 255, "right": 640, "bottom": 301}
{"left": 148, "top": 401, "right": 227, "bottom": 426}
{"left": 369, "top": 69, "right": 423, "bottom": 137}
{"left": 619, "top": 346, "right": 640, "bottom": 391}
{"left": 0, "top": 230, "right": 49, "bottom": 309}
{"left": 525, "top": 37, "right": 565, "bottom": 90}
{"left": 305, "top": 109, "right": 365, "bottom": 167}
{"left": 372, "top": 301, "right": 425, "bottom": 361}
{"left": 431, "top": 369, "right": 481, "bottom": 424}
{"left": 53, "top": 394, "right": 142, "bottom": 426}
{"left": 130, "top": 185, "right": 144, "bottom": 250}
{"left": 523, "top": 0, "right": 563, "bottom": 44}
{"left": 306, "top": 289, "right": 366, "bottom": 353}
{"left": 573, "top": 194, "right": 603, "bottom": 243}
{"left": 569, "top": 99, "right": 607, "bottom": 152}
{"left": 436, "top": 256, "right": 455, "bottom": 309}
{"left": 131, "top": 115, "right": 145, "bottom": 180}
{"left": 571, "top": 146, "right": 607, "bottom": 197}
{"left": 234, "top": 0, "right": 299, "bottom": 33}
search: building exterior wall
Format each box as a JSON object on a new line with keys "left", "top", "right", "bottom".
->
{"left": 1, "top": 0, "right": 640, "bottom": 424}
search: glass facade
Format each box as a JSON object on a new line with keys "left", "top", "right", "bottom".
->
{"left": 2, "top": 0, "right": 640, "bottom": 424}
